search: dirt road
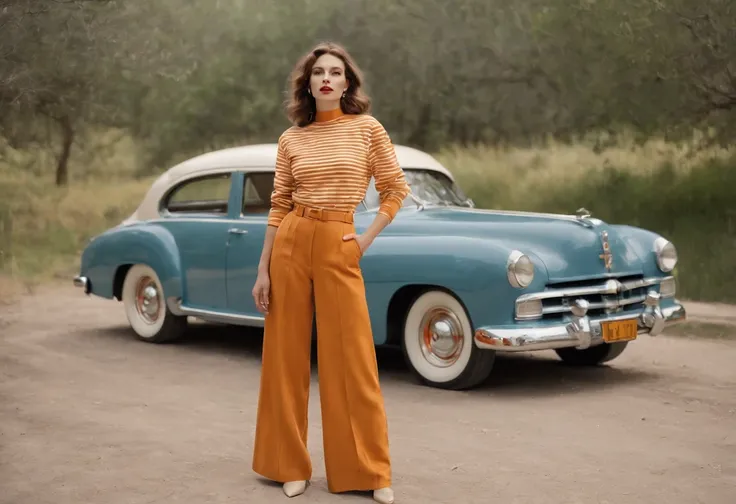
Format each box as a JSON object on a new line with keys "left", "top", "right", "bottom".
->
{"left": 1, "top": 285, "right": 735, "bottom": 504}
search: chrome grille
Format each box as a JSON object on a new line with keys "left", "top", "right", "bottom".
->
{"left": 515, "top": 275, "right": 668, "bottom": 321}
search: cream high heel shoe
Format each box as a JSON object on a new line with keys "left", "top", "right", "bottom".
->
{"left": 282, "top": 480, "right": 308, "bottom": 498}
{"left": 373, "top": 487, "right": 395, "bottom": 504}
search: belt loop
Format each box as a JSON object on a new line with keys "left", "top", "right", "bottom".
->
{"left": 308, "top": 207, "right": 322, "bottom": 220}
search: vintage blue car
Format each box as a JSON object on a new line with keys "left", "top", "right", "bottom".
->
{"left": 73, "top": 143, "right": 686, "bottom": 390}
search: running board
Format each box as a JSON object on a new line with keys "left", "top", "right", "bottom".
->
{"left": 167, "top": 297, "right": 265, "bottom": 327}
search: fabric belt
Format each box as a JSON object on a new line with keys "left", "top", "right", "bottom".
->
{"left": 292, "top": 204, "right": 354, "bottom": 224}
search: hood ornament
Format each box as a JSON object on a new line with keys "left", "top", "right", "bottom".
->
{"left": 599, "top": 230, "right": 613, "bottom": 271}
{"left": 574, "top": 207, "right": 595, "bottom": 228}
{"left": 576, "top": 207, "right": 591, "bottom": 219}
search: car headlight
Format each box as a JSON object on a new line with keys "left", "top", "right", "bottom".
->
{"left": 507, "top": 250, "right": 534, "bottom": 288}
{"left": 653, "top": 237, "right": 678, "bottom": 272}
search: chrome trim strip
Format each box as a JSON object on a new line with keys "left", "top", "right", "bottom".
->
{"left": 475, "top": 301, "right": 686, "bottom": 353}
{"left": 167, "top": 297, "right": 265, "bottom": 327}
{"left": 415, "top": 206, "right": 604, "bottom": 225}
{"left": 540, "top": 293, "right": 647, "bottom": 315}
{"left": 514, "top": 276, "right": 673, "bottom": 320}
{"left": 517, "top": 276, "right": 666, "bottom": 303}
{"left": 147, "top": 217, "right": 250, "bottom": 225}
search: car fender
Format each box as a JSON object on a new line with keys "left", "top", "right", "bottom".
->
{"left": 610, "top": 224, "right": 670, "bottom": 278}
{"left": 80, "top": 224, "right": 183, "bottom": 300}
{"left": 360, "top": 236, "right": 551, "bottom": 342}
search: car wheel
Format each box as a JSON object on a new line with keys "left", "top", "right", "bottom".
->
{"left": 555, "top": 341, "right": 628, "bottom": 366}
{"left": 401, "top": 290, "right": 495, "bottom": 390}
{"left": 122, "top": 264, "right": 187, "bottom": 343}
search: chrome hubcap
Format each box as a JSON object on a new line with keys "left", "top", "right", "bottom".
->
{"left": 419, "top": 307, "right": 464, "bottom": 367}
{"left": 135, "top": 277, "right": 161, "bottom": 324}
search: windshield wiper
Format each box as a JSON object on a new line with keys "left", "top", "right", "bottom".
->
{"left": 408, "top": 192, "right": 430, "bottom": 211}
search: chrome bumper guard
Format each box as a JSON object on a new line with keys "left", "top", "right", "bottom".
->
{"left": 73, "top": 275, "right": 90, "bottom": 294}
{"left": 474, "top": 291, "right": 687, "bottom": 352}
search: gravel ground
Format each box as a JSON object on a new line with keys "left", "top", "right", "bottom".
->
{"left": 1, "top": 285, "right": 735, "bottom": 504}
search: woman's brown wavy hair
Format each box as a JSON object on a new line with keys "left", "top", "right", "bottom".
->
{"left": 285, "top": 42, "right": 371, "bottom": 127}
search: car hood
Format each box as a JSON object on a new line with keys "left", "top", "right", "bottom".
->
{"left": 375, "top": 206, "right": 647, "bottom": 282}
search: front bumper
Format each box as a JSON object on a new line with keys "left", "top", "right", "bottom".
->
{"left": 474, "top": 293, "right": 686, "bottom": 352}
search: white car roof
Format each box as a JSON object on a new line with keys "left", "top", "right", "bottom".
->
{"left": 129, "top": 143, "right": 454, "bottom": 222}
{"left": 166, "top": 143, "right": 453, "bottom": 180}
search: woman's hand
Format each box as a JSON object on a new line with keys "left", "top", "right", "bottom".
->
{"left": 252, "top": 270, "right": 271, "bottom": 314}
{"left": 342, "top": 233, "right": 372, "bottom": 255}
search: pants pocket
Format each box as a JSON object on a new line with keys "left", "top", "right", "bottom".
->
{"left": 342, "top": 222, "right": 363, "bottom": 260}
{"left": 351, "top": 237, "right": 363, "bottom": 259}
{"left": 272, "top": 213, "right": 295, "bottom": 261}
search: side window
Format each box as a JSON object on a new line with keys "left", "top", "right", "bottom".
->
{"left": 242, "top": 172, "right": 275, "bottom": 215}
{"left": 163, "top": 173, "right": 231, "bottom": 216}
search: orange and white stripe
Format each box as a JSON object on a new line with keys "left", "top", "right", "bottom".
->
{"left": 268, "top": 114, "right": 411, "bottom": 227}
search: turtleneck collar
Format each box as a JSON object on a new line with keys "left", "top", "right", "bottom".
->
{"left": 314, "top": 107, "right": 344, "bottom": 123}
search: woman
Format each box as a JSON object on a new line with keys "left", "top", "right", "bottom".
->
{"left": 250, "top": 42, "right": 411, "bottom": 504}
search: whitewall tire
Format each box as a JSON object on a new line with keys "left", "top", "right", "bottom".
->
{"left": 401, "top": 290, "right": 495, "bottom": 390}
{"left": 122, "top": 264, "right": 187, "bottom": 343}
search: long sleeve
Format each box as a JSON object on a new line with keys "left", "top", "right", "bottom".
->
{"left": 368, "top": 119, "right": 411, "bottom": 221}
{"left": 267, "top": 135, "right": 295, "bottom": 227}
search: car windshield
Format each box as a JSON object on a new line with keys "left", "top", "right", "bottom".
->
{"left": 363, "top": 168, "right": 471, "bottom": 209}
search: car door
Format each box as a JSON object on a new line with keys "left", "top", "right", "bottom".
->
{"left": 225, "top": 170, "right": 274, "bottom": 319}
{"left": 157, "top": 171, "right": 234, "bottom": 311}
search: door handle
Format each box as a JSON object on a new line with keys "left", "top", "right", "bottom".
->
{"left": 228, "top": 228, "right": 248, "bottom": 235}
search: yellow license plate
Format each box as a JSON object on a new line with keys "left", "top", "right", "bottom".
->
{"left": 602, "top": 319, "right": 638, "bottom": 343}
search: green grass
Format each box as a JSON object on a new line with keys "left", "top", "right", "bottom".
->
{"left": 1, "top": 128, "right": 734, "bottom": 304}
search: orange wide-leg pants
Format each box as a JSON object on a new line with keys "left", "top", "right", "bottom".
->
{"left": 252, "top": 204, "right": 392, "bottom": 493}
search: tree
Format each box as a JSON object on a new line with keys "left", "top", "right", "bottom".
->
{"left": 529, "top": 0, "right": 736, "bottom": 140}
{"left": 1, "top": 0, "right": 122, "bottom": 185}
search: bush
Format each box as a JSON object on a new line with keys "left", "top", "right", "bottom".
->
{"left": 0, "top": 172, "right": 153, "bottom": 285}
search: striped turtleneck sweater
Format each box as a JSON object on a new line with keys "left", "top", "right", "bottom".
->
{"left": 267, "top": 108, "right": 412, "bottom": 227}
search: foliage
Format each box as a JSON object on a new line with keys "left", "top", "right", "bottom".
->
{"left": 2, "top": 0, "right": 734, "bottom": 179}
{"left": 530, "top": 0, "right": 736, "bottom": 140}
{"left": 0, "top": 0, "right": 734, "bottom": 303}
{"left": 1, "top": 0, "right": 122, "bottom": 185}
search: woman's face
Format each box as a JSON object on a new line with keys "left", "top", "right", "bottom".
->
{"left": 309, "top": 53, "right": 349, "bottom": 105}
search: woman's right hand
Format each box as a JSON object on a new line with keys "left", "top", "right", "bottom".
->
{"left": 252, "top": 270, "right": 271, "bottom": 314}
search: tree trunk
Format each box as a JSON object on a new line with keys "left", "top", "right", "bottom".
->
{"left": 0, "top": 204, "right": 12, "bottom": 269}
{"left": 55, "top": 115, "right": 74, "bottom": 187}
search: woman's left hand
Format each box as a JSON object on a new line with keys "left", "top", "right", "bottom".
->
{"left": 342, "top": 232, "right": 372, "bottom": 254}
